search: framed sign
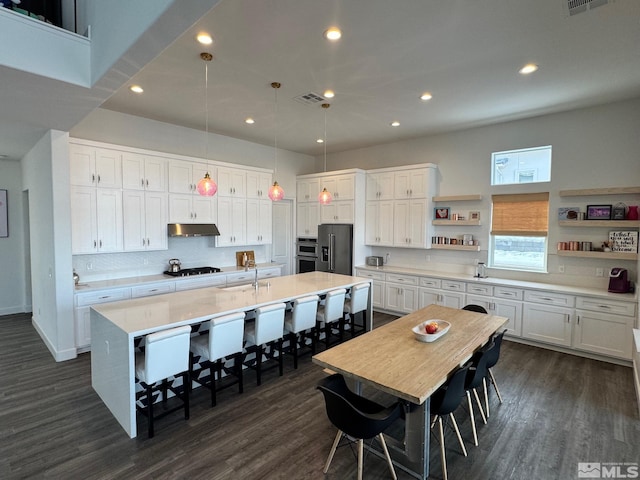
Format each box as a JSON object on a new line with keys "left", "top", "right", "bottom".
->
{"left": 609, "top": 231, "right": 638, "bottom": 253}
{"left": 586, "top": 204, "right": 612, "bottom": 220}
{"left": 0, "top": 190, "right": 7, "bottom": 238}
{"left": 434, "top": 207, "right": 450, "bottom": 220}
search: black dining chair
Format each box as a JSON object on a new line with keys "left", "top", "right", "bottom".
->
{"left": 430, "top": 362, "right": 472, "bottom": 480}
{"left": 462, "top": 304, "right": 488, "bottom": 313}
{"left": 463, "top": 343, "right": 493, "bottom": 446}
{"left": 317, "top": 373, "right": 403, "bottom": 480}
{"left": 483, "top": 329, "right": 507, "bottom": 417}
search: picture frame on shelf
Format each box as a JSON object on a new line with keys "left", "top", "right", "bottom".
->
{"left": 434, "top": 207, "right": 450, "bottom": 220}
{"left": 612, "top": 203, "right": 626, "bottom": 220}
{"left": 469, "top": 211, "right": 480, "bottom": 221}
{"left": 586, "top": 204, "right": 612, "bottom": 220}
{"left": 558, "top": 207, "right": 580, "bottom": 221}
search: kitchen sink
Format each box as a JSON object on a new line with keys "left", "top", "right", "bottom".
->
{"left": 219, "top": 281, "right": 270, "bottom": 292}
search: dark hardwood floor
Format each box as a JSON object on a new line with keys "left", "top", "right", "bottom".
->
{"left": 1, "top": 311, "right": 639, "bottom": 480}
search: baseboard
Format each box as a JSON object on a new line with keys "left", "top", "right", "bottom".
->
{"left": 0, "top": 305, "right": 30, "bottom": 316}
{"left": 32, "top": 317, "right": 77, "bottom": 362}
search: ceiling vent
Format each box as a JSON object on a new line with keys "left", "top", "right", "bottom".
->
{"left": 567, "top": 0, "right": 609, "bottom": 16}
{"left": 293, "top": 92, "right": 326, "bottom": 105}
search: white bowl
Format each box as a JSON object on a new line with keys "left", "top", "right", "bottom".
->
{"left": 412, "top": 320, "right": 451, "bottom": 343}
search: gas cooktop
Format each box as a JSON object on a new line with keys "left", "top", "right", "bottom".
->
{"left": 163, "top": 266, "right": 221, "bottom": 277}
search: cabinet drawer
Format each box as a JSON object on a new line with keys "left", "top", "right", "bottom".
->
{"left": 524, "top": 290, "right": 575, "bottom": 308}
{"left": 226, "top": 272, "right": 256, "bottom": 286}
{"left": 442, "top": 280, "right": 464, "bottom": 292}
{"left": 494, "top": 286, "right": 523, "bottom": 301}
{"left": 576, "top": 297, "right": 636, "bottom": 317}
{"left": 466, "top": 283, "right": 493, "bottom": 296}
{"left": 420, "top": 277, "right": 441, "bottom": 289}
{"left": 386, "top": 273, "right": 419, "bottom": 286}
{"left": 76, "top": 287, "right": 131, "bottom": 306}
{"left": 356, "top": 269, "right": 385, "bottom": 281}
{"left": 131, "top": 282, "right": 175, "bottom": 298}
{"left": 175, "top": 275, "right": 226, "bottom": 291}
{"left": 258, "top": 268, "right": 281, "bottom": 279}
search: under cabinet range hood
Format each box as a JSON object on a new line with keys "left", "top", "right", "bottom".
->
{"left": 168, "top": 223, "right": 221, "bottom": 237}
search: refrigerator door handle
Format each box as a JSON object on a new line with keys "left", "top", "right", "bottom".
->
{"left": 329, "top": 233, "right": 336, "bottom": 271}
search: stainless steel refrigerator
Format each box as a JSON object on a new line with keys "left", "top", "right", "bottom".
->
{"left": 317, "top": 224, "right": 353, "bottom": 275}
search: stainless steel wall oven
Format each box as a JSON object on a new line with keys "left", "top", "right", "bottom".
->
{"left": 296, "top": 237, "right": 318, "bottom": 273}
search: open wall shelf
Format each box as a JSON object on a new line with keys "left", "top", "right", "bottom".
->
{"left": 559, "top": 187, "right": 640, "bottom": 197}
{"left": 556, "top": 250, "right": 638, "bottom": 260}
{"left": 431, "top": 244, "right": 481, "bottom": 252}
{"left": 558, "top": 220, "right": 640, "bottom": 228}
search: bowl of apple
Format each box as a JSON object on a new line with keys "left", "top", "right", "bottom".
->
{"left": 412, "top": 320, "right": 451, "bottom": 343}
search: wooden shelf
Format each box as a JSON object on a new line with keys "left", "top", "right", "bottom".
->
{"left": 556, "top": 250, "right": 638, "bottom": 260}
{"left": 430, "top": 244, "right": 481, "bottom": 252}
{"left": 432, "top": 219, "right": 481, "bottom": 226}
{"left": 559, "top": 187, "right": 640, "bottom": 197}
{"left": 432, "top": 194, "right": 482, "bottom": 202}
{"left": 558, "top": 220, "right": 640, "bottom": 228}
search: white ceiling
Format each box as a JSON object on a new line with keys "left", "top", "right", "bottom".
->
{"left": 4, "top": 0, "right": 640, "bottom": 160}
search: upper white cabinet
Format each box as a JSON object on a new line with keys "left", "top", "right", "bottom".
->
{"left": 297, "top": 177, "right": 320, "bottom": 203}
{"left": 246, "top": 199, "right": 272, "bottom": 244}
{"left": 246, "top": 171, "right": 272, "bottom": 199}
{"left": 365, "top": 201, "right": 394, "bottom": 246}
{"left": 71, "top": 186, "right": 123, "bottom": 254}
{"left": 122, "top": 153, "right": 167, "bottom": 192}
{"left": 168, "top": 160, "right": 211, "bottom": 194}
{"left": 297, "top": 202, "right": 320, "bottom": 237}
{"left": 70, "top": 144, "right": 122, "bottom": 188}
{"left": 122, "top": 191, "right": 168, "bottom": 251}
{"left": 169, "top": 193, "right": 216, "bottom": 224}
{"left": 217, "top": 196, "right": 246, "bottom": 246}
{"left": 321, "top": 174, "right": 355, "bottom": 200}
{"left": 394, "top": 169, "right": 430, "bottom": 199}
{"left": 366, "top": 172, "right": 394, "bottom": 201}
{"left": 320, "top": 201, "right": 355, "bottom": 224}
{"left": 217, "top": 167, "right": 247, "bottom": 197}
{"left": 393, "top": 200, "right": 428, "bottom": 248}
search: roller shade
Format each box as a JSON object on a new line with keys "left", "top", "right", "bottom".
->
{"left": 491, "top": 192, "right": 549, "bottom": 236}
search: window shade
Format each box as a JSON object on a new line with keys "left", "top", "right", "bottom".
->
{"left": 491, "top": 192, "right": 549, "bottom": 236}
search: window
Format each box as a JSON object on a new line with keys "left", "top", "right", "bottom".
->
{"left": 490, "top": 193, "right": 549, "bottom": 272}
{"left": 491, "top": 146, "right": 551, "bottom": 186}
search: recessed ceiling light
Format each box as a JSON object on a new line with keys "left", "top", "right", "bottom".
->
{"left": 390, "top": 121, "right": 400, "bottom": 127}
{"left": 519, "top": 63, "right": 538, "bottom": 75}
{"left": 323, "top": 89, "right": 335, "bottom": 99}
{"left": 245, "top": 118, "right": 255, "bottom": 124}
{"left": 316, "top": 138, "right": 324, "bottom": 143}
{"left": 129, "top": 85, "right": 144, "bottom": 94}
{"left": 420, "top": 92, "right": 433, "bottom": 101}
{"left": 324, "top": 27, "right": 342, "bottom": 41}
{"left": 197, "top": 33, "right": 213, "bottom": 45}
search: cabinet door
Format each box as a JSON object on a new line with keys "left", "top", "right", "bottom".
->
{"left": 365, "top": 201, "right": 379, "bottom": 245}
{"left": 573, "top": 309, "right": 633, "bottom": 359}
{"left": 395, "top": 169, "right": 428, "bottom": 198}
{"left": 247, "top": 199, "right": 272, "bottom": 244}
{"left": 492, "top": 298, "right": 523, "bottom": 337}
{"left": 95, "top": 149, "right": 122, "bottom": 188}
{"left": 218, "top": 167, "right": 246, "bottom": 197}
{"left": 144, "top": 192, "right": 168, "bottom": 250}
{"left": 439, "top": 291, "right": 465, "bottom": 309}
{"left": 297, "top": 178, "right": 320, "bottom": 202}
{"left": 297, "top": 202, "right": 320, "bottom": 237}
{"left": 168, "top": 161, "right": 195, "bottom": 194}
{"left": 321, "top": 201, "right": 354, "bottom": 223}
{"left": 366, "top": 172, "right": 394, "bottom": 200}
{"left": 419, "top": 288, "right": 440, "bottom": 309}
{"left": 246, "top": 171, "right": 271, "bottom": 199}
{"left": 522, "top": 303, "right": 573, "bottom": 347}
{"left": 70, "top": 144, "right": 95, "bottom": 186}
{"left": 393, "top": 201, "right": 410, "bottom": 246}
{"left": 323, "top": 174, "right": 354, "bottom": 200}
{"left": 385, "top": 284, "right": 417, "bottom": 313}
{"left": 192, "top": 195, "right": 216, "bottom": 223}
{"left": 122, "top": 190, "right": 146, "bottom": 251}
{"left": 144, "top": 156, "right": 168, "bottom": 192}
{"left": 122, "top": 152, "right": 146, "bottom": 190}
{"left": 74, "top": 306, "right": 92, "bottom": 349}
{"left": 96, "top": 189, "right": 123, "bottom": 252}
{"left": 217, "top": 197, "right": 245, "bottom": 245}
{"left": 70, "top": 186, "right": 97, "bottom": 254}
{"left": 407, "top": 200, "right": 427, "bottom": 247}
{"left": 258, "top": 200, "right": 272, "bottom": 243}
{"left": 168, "top": 194, "right": 194, "bottom": 223}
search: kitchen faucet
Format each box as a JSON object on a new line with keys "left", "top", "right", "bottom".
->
{"left": 253, "top": 264, "right": 259, "bottom": 289}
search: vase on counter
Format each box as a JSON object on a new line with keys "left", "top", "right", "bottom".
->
{"left": 626, "top": 205, "right": 638, "bottom": 220}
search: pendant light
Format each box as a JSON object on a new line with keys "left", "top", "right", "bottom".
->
{"left": 196, "top": 52, "right": 217, "bottom": 197}
{"left": 318, "top": 103, "right": 333, "bottom": 205}
{"left": 268, "top": 82, "right": 285, "bottom": 201}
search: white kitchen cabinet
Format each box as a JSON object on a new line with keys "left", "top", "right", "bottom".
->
{"left": 122, "top": 153, "right": 167, "bottom": 192}
{"left": 355, "top": 269, "right": 385, "bottom": 310}
{"left": 174, "top": 275, "right": 226, "bottom": 291}
{"left": 74, "top": 287, "right": 131, "bottom": 350}
{"left": 385, "top": 273, "right": 419, "bottom": 313}
{"left": 168, "top": 160, "right": 211, "bottom": 194}
{"left": 522, "top": 302, "right": 573, "bottom": 347}
{"left": 246, "top": 199, "right": 272, "bottom": 244}
{"left": 123, "top": 191, "right": 168, "bottom": 251}
{"left": 366, "top": 172, "right": 395, "bottom": 200}
{"left": 493, "top": 299, "right": 523, "bottom": 337}
{"left": 393, "top": 200, "right": 428, "bottom": 248}
{"left": 168, "top": 193, "right": 216, "bottom": 224}
{"left": 297, "top": 202, "right": 320, "bottom": 237}
{"left": 246, "top": 171, "right": 272, "bottom": 199}
{"left": 296, "top": 177, "right": 320, "bottom": 203}
{"left": 217, "top": 197, "right": 246, "bottom": 246}
{"left": 217, "top": 167, "right": 247, "bottom": 197}
{"left": 70, "top": 186, "right": 123, "bottom": 254}
{"left": 573, "top": 296, "right": 636, "bottom": 360}
{"left": 321, "top": 174, "right": 355, "bottom": 200}
{"left": 365, "top": 201, "right": 394, "bottom": 246}
{"left": 257, "top": 267, "right": 282, "bottom": 280}
{"left": 70, "top": 144, "right": 122, "bottom": 188}
{"left": 320, "top": 200, "right": 354, "bottom": 224}
{"left": 226, "top": 271, "right": 258, "bottom": 286}
{"left": 394, "top": 169, "right": 429, "bottom": 199}
{"left": 131, "top": 282, "right": 175, "bottom": 298}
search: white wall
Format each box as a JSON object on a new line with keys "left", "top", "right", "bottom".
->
{"left": 324, "top": 98, "right": 640, "bottom": 288}
{"left": 22, "top": 131, "right": 75, "bottom": 361}
{"left": 0, "top": 160, "right": 27, "bottom": 315}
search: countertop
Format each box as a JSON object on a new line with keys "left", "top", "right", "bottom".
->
{"left": 74, "top": 263, "right": 283, "bottom": 293}
{"left": 355, "top": 264, "right": 638, "bottom": 302}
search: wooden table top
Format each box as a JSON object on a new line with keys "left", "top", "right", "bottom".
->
{"left": 312, "top": 304, "right": 508, "bottom": 404}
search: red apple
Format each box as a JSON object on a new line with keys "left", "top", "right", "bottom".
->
{"left": 425, "top": 322, "right": 438, "bottom": 334}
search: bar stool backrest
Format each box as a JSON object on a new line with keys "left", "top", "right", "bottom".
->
{"left": 254, "top": 303, "right": 287, "bottom": 345}
{"left": 142, "top": 325, "right": 191, "bottom": 385}
{"left": 322, "top": 288, "right": 347, "bottom": 323}
{"left": 346, "top": 283, "right": 370, "bottom": 314}
{"left": 290, "top": 295, "right": 320, "bottom": 333}
{"left": 209, "top": 312, "right": 246, "bottom": 361}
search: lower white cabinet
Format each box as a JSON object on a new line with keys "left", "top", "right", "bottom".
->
{"left": 74, "top": 287, "right": 132, "bottom": 350}
{"left": 355, "top": 269, "right": 385, "bottom": 310}
{"left": 257, "top": 267, "right": 282, "bottom": 280}
{"left": 385, "top": 274, "right": 419, "bottom": 313}
{"left": 175, "top": 275, "right": 226, "bottom": 291}
{"left": 522, "top": 303, "right": 573, "bottom": 347}
{"left": 131, "top": 282, "right": 175, "bottom": 298}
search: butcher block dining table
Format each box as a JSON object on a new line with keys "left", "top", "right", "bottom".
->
{"left": 312, "top": 304, "right": 508, "bottom": 480}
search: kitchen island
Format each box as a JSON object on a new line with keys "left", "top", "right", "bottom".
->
{"left": 90, "top": 271, "right": 372, "bottom": 438}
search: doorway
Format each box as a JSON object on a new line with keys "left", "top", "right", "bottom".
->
{"left": 271, "top": 199, "right": 293, "bottom": 275}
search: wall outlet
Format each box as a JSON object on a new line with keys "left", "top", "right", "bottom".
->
{"left": 558, "top": 264, "right": 565, "bottom": 273}
{"left": 596, "top": 268, "right": 604, "bottom": 277}
{"left": 86, "top": 262, "right": 93, "bottom": 270}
